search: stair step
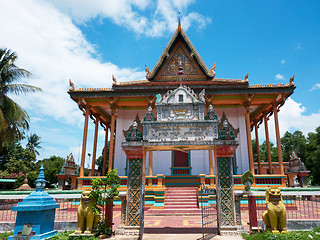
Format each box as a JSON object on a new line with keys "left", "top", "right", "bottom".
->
{"left": 166, "top": 192, "right": 196, "bottom": 196}
{"left": 166, "top": 190, "right": 196, "bottom": 193}
{"left": 165, "top": 202, "right": 197, "bottom": 205}
{"left": 165, "top": 205, "right": 198, "bottom": 209}
{"left": 165, "top": 198, "right": 197, "bottom": 202}
{"left": 165, "top": 195, "right": 197, "bottom": 199}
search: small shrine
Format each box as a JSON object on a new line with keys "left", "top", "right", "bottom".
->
{"left": 286, "top": 151, "right": 310, "bottom": 187}
{"left": 9, "top": 165, "right": 59, "bottom": 240}
{"left": 57, "top": 153, "right": 78, "bottom": 190}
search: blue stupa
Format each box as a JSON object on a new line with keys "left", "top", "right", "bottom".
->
{"left": 9, "top": 165, "right": 59, "bottom": 240}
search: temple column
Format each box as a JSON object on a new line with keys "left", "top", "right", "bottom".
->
{"left": 254, "top": 122, "right": 262, "bottom": 174}
{"left": 244, "top": 106, "right": 254, "bottom": 173}
{"left": 121, "top": 145, "right": 144, "bottom": 235}
{"left": 273, "top": 103, "right": 284, "bottom": 175}
{"left": 90, "top": 115, "right": 100, "bottom": 176}
{"left": 79, "top": 107, "right": 90, "bottom": 188}
{"left": 108, "top": 108, "right": 116, "bottom": 172}
{"left": 209, "top": 150, "right": 214, "bottom": 175}
{"left": 102, "top": 125, "right": 109, "bottom": 176}
{"left": 263, "top": 114, "right": 273, "bottom": 174}
{"left": 148, "top": 151, "right": 153, "bottom": 186}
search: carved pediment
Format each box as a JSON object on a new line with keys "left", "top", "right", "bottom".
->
{"left": 153, "top": 40, "right": 207, "bottom": 81}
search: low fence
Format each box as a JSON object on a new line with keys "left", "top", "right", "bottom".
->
{"left": 235, "top": 190, "right": 320, "bottom": 229}
{"left": 1, "top": 190, "right": 319, "bottom": 230}
{"left": 0, "top": 194, "right": 81, "bottom": 223}
{"left": 81, "top": 174, "right": 286, "bottom": 189}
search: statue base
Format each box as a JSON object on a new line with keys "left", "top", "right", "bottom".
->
{"left": 219, "top": 225, "right": 247, "bottom": 236}
{"left": 115, "top": 225, "right": 140, "bottom": 235}
{"left": 8, "top": 230, "right": 57, "bottom": 240}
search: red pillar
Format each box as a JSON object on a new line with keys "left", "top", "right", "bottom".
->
{"left": 248, "top": 195, "right": 259, "bottom": 232}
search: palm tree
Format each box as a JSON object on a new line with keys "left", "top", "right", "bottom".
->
{"left": 26, "top": 133, "right": 42, "bottom": 157}
{"left": 0, "top": 48, "right": 41, "bottom": 153}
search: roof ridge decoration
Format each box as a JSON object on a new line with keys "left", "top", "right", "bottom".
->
{"left": 146, "top": 16, "right": 214, "bottom": 81}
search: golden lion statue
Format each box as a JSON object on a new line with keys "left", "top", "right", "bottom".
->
{"left": 75, "top": 189, "right": 100, "bottom": 234}
{"left": 262, "top": 187, "right": 288, "bottom": 234}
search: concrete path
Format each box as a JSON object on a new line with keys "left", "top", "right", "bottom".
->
{"left": 108, "top": 234, "right": 244, "bottom": 240}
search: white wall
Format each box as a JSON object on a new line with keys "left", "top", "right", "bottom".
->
{"left": 214, "top": 107, "right": 249, "bottom": 175}
{"left": 114, "top": 109, "right": 149, "bottom": 176}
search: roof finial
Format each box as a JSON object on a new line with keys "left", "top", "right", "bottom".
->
{"left": 178, "top": 10, "right": 181, "bottom": 31}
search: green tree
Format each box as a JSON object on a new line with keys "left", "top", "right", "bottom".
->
{"left": 305, "top": 127, "right": 320, "bottom": 185}
{"left": 259, "top": 140, "right": 278, "bottom": 163}
{"left": 26, "top": 133, "right": 42, "bottom": 157}
{"left": 0, "top": 48, "right": 41, "bottom": 153}
{"left": 0, "top": 142, "right": 36, "bottom": 174}
{"left": 37, "top": 156, "right": 65, "bottom": 187}
{"left": 281, "top": 131, "right": 307, "bottom": 162}
{"left": 96, "top": 143, "right": 109, "bottom": 173}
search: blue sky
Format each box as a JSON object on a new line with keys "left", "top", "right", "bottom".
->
{"left": 0, "top": 0, "right": 319, "bottom": 164}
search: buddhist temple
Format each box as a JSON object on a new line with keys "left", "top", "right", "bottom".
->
{"left": 68, "top": 18, "right": 295, "bottom": 192}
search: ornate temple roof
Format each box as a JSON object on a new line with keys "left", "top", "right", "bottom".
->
{"left": 68, "top": 17, "right": 296, "bottom": 130}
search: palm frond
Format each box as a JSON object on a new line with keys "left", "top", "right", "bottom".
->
{"left": 6, "top": 84, "right": 42, "bottom": 95}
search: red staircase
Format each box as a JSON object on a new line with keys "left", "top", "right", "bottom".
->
{"left": 165, "top": 187, "right": 198, "bottom": 209}
{"left": 147, "top": 187, "right": 201, "bottom": 215}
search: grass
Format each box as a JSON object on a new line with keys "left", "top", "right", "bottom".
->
{"left": 0, "top": 231, "right": 13, "bottom": 240}
{"left": 0, "top": 231, "right": 99, "bottom": 240}
{"left": 242, "top": 227, "right": 320, "bottom": 240}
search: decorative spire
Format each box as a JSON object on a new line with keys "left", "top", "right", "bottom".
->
{"left": 35, "top": 164, "right": 47, "bottom": 192}
{"left": 178, "top": 10, "right": 181, "bottom": 31}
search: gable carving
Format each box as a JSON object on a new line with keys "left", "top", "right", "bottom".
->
{"left": 153, "top": 39, "right": 207, "bottom": 81}
{"left": 160, "top": 46, "right": 199, "bottom": 77}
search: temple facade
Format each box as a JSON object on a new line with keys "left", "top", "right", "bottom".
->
{"left": 68, "top": 21, "right": 295, "bottom": 190}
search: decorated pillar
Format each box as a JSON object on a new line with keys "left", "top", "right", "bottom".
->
{"left": 148, "top": 151, "right": 153, "bottom": 186}
{"left": 244, "top": 106, "right": 255, "bottom": 173}
{"left": 108, "top": 107, "right": 116, "bottom": 172}
{"left": 209, "top": 150, "right": 214, "bottom": 175}
{"left": 263, "top": 113, "right": 273, "bottom": 174}
{"left": 254, "top": 122, "right": 262, "bottom": 174}
{"left": 79, "top": 107, "right": 90, "bottom": 188}
{"left": 120, "top": 121, "right": 145, "bottom": 236}
{"left": 102, "top": 125, "right": 109, "bottom": 176}
{"left": 90, "top": 115, "right": 100, "bottom": 176}
{"left": 273, "top": 103, "right": 284, "bottom": 175}
{"left": 216, "top": 113, "right": 240, "bottom": 235}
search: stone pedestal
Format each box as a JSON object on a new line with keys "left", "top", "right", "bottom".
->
{"left": 286, "top": 172, "right": 295, "bottom": 187}
{"left": 298, "top": 171, "right": 310, "bottom": 187}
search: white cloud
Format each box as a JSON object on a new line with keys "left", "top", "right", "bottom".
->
{"left": 280, "top": 59, "right": 285, "bottom": 65}
{"left": 0, "top": 0, "right": 145, "bottom": 127}
{"left": 310, "top": 83, "right": 320, "bottom": 91}
{"left": 275, "top": 73, "right": 285, "bottom": 80}
{"left": 255, "top": 98, "right": 320, "bottom": 143}
{"left": 45, "top": 0, "right": 211, "bottom": 37}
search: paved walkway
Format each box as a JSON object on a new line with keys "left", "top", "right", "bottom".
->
{"left": 108, "top": 234, "right": 244, "bottom": 240}
{"left": 110, "top": 212, "right": 245, "bottom": 240}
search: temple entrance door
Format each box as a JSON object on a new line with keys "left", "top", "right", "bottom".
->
{"left": 171, "top": 150, "right": 191, "bottom": 175}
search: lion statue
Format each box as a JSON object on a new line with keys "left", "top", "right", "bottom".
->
{"left": 74, "top": 189, "right": 100, "bottom": 234}
{"left": 262, "top": 187, "right": 288, "bottom": 234}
